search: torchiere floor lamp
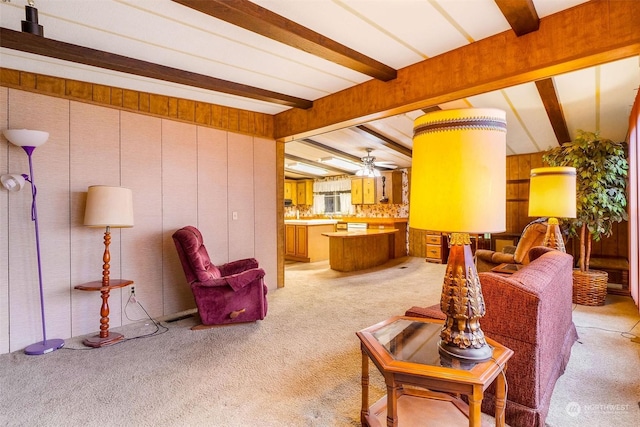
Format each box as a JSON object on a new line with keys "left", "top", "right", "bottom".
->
{"left": 2, "top": 129, "right": 65, "bottom": 355}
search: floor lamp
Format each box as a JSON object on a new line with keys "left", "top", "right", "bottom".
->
{"left": 410, "top": 108, "right": 507, "bottom": 363}
{"left": 82, "top": 185, "right": 134, "bottom": 347}
{"left": 528, "top": 167, "right": 577, "bottom": 252}
{"left": 1, "top": 129, "right": 65, "bottom": 355}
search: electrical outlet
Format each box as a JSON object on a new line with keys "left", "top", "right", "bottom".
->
{"left": 130, "top": 286, "right": 135, "bottom": 296}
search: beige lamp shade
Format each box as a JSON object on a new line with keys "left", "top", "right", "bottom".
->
{"left": 84, "top": 185, "right": 134, "bottom": 228}
{"left": 528, "top": 167, "right": 577, "bottom": 218}
{"left": 409, "top": 108, "right": 507, "bottom": 234}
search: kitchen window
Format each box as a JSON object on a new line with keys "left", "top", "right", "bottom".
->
{"left": 324, "top": 192, "right": 341, "bottom": 214}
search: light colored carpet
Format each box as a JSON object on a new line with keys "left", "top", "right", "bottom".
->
{"left": 0, "top": 257, "right": 638, "bottom": 427}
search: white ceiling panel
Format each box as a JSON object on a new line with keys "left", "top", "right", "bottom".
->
{"left": 502, "top": 82, "right": 559, "bottom": 152}
{"left": 598, "top": 57, "right": 640, "bottom": 141}
{"left": 434, "top": 0, "right": 510, "bottom": 42}
{"left": 554, "top": 67, "right": 598, "bottom": 141}
{"left": 533, "top": 0, "right": 590, "bottom": 18}
{"left": 467, "top": 90, "right": 536, "bottom": 155}
{"left": 0, "top": 0, "right": 636, "bottom": 179}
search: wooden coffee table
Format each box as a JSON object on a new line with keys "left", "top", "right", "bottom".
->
{"left": 356, "top": 316, "right": 513, "bottom": 427}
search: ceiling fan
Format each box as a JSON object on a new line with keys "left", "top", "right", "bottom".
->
{"left": 355, "top": 148, "right": 397, "bottom": 177}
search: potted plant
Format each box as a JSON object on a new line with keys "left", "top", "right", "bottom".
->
{"left": 543, "top": 130, "right": 628, "bottom": 305}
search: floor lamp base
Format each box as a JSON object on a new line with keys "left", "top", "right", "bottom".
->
{"left": 82, "top": 332, "right": 124, "bottom": 348}
{"left": 24, "top": 338, "right": 65, "bottom": 355}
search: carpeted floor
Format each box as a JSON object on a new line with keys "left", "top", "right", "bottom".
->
{"left": 0, "top": 256, "right": 638, "bottom": 426}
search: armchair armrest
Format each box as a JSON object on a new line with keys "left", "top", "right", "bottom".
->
{"left": 194, "top": 267, "right": 265, "bottom": 292}
{"left": 502, "top": 245, "right": 516, "bottom": 254}
{"left": 219, "top": 258, "right": 259, "bottom": 276}
{"left": 490, "top": 252, "right": 516, "bottom": 264}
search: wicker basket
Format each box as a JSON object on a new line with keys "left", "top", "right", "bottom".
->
{"left": 572, "top": 269, "right": 608, "bottom": 306}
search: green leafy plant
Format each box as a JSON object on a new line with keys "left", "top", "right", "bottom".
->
{"left": 543, "top": 130, "right": 628, "bottom": 271}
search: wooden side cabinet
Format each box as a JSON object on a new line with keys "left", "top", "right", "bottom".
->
{"left": 425, "top": 232, "right": 444, "bottom": 263}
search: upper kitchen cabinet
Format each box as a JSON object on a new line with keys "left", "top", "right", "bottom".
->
{"left": 284, "top": 179, "right": 297, "bottom": 205}
{"left": 352, "top": 171, "right": 402, "bottom": 205}
{"left": 377, "top": 171, "right": 403, "bottom": 204}
{"left": 296, "top": 180, "right": 314, "bottom": 206}
{"left": 351, "top": 177, "right": 376, "bottom": 205}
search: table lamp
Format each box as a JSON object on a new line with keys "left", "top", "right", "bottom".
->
{"left": 83, "top": 185, "right": 134, "bottom": 347}
{"left": 410, "top": 108, "right": 506, "bottom": 362}
{"left": 528, "top": 167, "right": 577, "bottom": 252}
{"left": 2, "top": 129, "right": 65, "bottom": 355}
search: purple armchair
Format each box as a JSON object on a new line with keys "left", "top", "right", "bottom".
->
{"left": 172, "top": 226, "right": 268, "bottom": 327}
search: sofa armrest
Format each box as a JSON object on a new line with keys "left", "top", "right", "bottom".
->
{"left": 480, "top": 250, "right": 574, "bottom": 345}
{"left": 194, "top": 268, "right": 265, "bottom": 292}
{"left": 219, "top": 258, "right": 259, "bottom": 276}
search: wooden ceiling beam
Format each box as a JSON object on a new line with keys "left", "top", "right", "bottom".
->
{"left": 494, "top": 0, "right": 539, "bottom": 36}
{"left": 274, "top": 0, "right": 640, "bottom": 140}
{"left": 172, "top": 0, "right": 397, "bottom": 81}
{"left": 535, "top": 78, "right": 571, "bottom": 145}
{"left": 536, "top": 78, "right": 571, "bottom": 145}
{"left": 421, "top": 106, "right": 442, "bottom": 115}
{"left": 0, "top": 27, "right": 313, "bottom": 109}
{"left": 352, "top": 126, "right": 413, "bottom": 158}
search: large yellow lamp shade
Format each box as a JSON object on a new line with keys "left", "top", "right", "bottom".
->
{"left": 410, "top": 109, "right": 506, "bottom": 234}
{"left": 410, "top": 108, "right": 507, "bottom": 363}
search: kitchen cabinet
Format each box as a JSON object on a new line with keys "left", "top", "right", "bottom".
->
{"left": 296, "top": 180, "right": 314, "bottom": 205}
{"left": 351, "top": 177, "right": 376, "bottom": 205}
{"left": 377, "top": 171, "right": 403, "bottom": 204}
{"left": 285, "top": 224, "right": 308, "bottom": 258}
{"left": 284, "top": 220, "right": 337, "bottom": 262}
{"left": 284, "top": 179, "right": 296, "bottom": 203}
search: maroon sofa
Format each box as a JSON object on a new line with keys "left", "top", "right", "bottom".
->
{"left": 406, "top": 247, "right": 577, "bottom": 427}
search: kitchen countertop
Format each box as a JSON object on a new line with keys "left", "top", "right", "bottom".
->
{"left": 284, "top": 219, "right": 338, "bottom": 226}
{"left": 322, "top": 229, "right": 399, "bottom": 238}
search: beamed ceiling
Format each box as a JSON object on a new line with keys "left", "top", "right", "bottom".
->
{"left": 1, "top": 0, "right": 638, "bottom": 179}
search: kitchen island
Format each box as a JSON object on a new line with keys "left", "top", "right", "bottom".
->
{"left": 321, "top": 228, "right": 399, "bottom": 272}
{"left": 285, "top": 219, "right": 338, "bottom": 262}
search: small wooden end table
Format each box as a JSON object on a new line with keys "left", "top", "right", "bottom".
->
{"left": 357, "top": 316, "right": 513, "bottom": 427}
{"left": 74, "top": 279, "right": 134, "bottom": 348}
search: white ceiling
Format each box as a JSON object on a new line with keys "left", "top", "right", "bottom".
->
{"left": 1, "top": 0, "right": 638, "bottom": 178}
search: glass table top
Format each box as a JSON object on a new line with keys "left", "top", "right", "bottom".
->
{"left": 371, "top": 318, "right": 479, "bottom": 370}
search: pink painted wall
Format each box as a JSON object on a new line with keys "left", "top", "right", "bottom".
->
{"left": 0, "top": 88, "right": 277, "bottom": 354}
{"left": 629, "top": 89, "right": 639, "bottom": 308}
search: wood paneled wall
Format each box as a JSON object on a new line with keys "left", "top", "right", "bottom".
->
{"left": 507, "top": 152, "right": 629, "bottom": 259}
{"left": 0, "top": 68, "right": 274, "bottom": 139}
{"left": 0, "top": 88, "right": 277, "bottom": 355}
{"left": 408, "top": 152, "right": 630, "bottom": 260}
